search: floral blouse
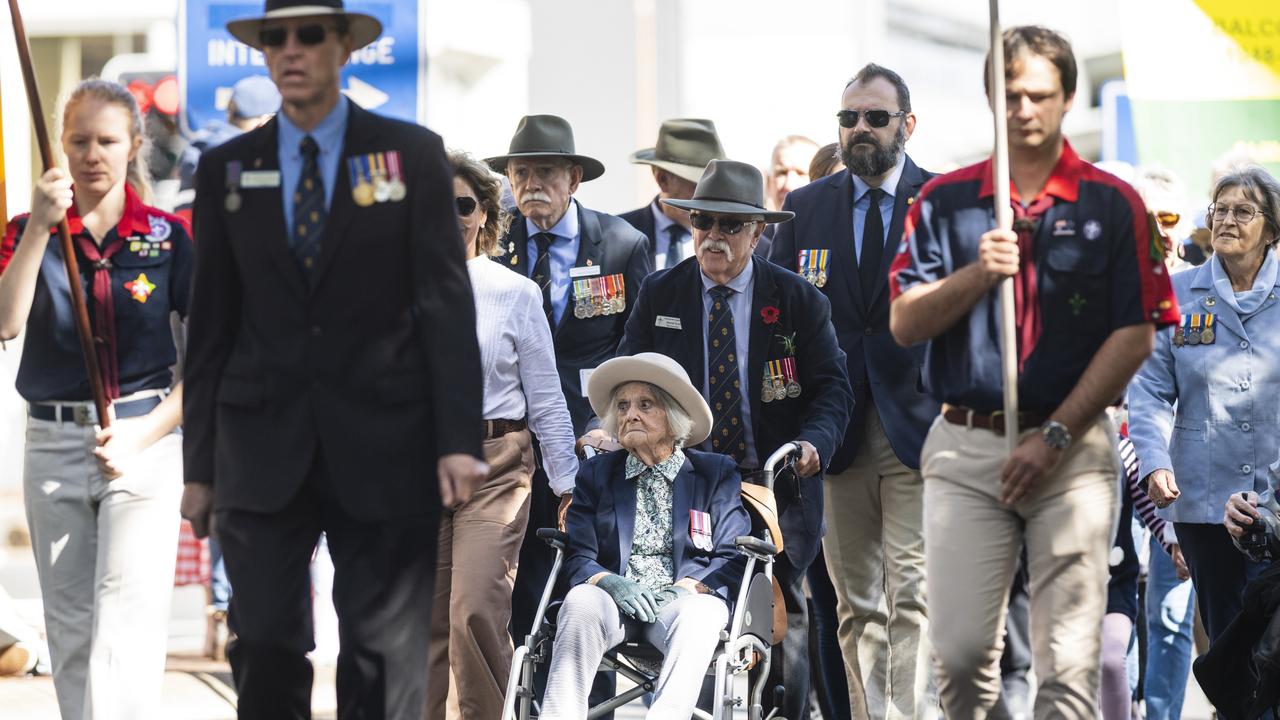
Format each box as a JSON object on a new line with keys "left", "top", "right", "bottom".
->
{"left": 623, "top": 449, "right": 685, "bottom": 591}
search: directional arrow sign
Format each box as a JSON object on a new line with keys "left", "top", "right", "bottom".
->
{"left": 179, "top": 0, "right": 426, "bottom": 133}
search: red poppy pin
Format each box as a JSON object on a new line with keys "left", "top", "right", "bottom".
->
{"left": 761, "top": 306, "right": 780, "bottom": 325}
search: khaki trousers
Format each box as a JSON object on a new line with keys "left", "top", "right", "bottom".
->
{"left": 425, "top": 429, "right": 534, "bottom": 720}
{"left": 823, "top": 405, "right": 930, "bottom": 720}
{"left": 23, "top": 418, "right": 182, "bottom": 720}
{"left": 921, "top": 415, "right": 1118, "bottom": 720}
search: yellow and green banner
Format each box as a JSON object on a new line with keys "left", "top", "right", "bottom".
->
{"left": 1121, "top": 0, "right": 1280, "bottom": 199}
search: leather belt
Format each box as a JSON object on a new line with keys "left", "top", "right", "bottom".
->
{"left": 29, "top": 394, "right": 163, "bottom": 426}
{"left": 940, "top": 403, "right": 1050, "bottom": 436}
{"left": 483, "top": 418, "right": 527, "bottom": 440}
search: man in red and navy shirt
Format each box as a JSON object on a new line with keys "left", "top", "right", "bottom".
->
{"left": 888, "top": 26, "right": 1179, "bottom": 717}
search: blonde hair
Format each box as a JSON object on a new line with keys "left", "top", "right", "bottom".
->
{"left": 61, "top": 79, "right": 153, "bottom": 204}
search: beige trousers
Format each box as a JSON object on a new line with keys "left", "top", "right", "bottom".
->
{"left": 23, "top": 417, "right": 182, "bottom": 720}
{"left": 425, "top": 429, "right": 534, "bottom": 720}
{"left": 823, "top": 405, "right": 930, "bottom": 720}
{"left": 921, "top": 415, "right": 1118, "bottom": 720}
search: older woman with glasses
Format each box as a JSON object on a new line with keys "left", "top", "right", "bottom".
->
{"left": 1129, "top": 165, "right": 1280, "bottom": 642}
{"left": 424, "top": 150, "right": 579, "bottom": 720}
{"left": 542, "top": 352, "right": 751, "bottom": 719}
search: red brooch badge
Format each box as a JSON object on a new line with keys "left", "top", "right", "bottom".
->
{"left": 761, "top": 306, "right": 780, "bottom": 325}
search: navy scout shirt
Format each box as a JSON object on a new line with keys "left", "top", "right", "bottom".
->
{"left": 889, "top": 141, "right": 1179, "bottom": 414}
{"left": 0, "top": 184, "right": 193, "bottom": 402}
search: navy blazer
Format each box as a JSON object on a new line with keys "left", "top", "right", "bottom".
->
{"left": 769, "top": 157, "right": 938, "bottom": 472}
{"left": 563, "top": 449, "right": 751, "bottom": 607}
{"left": 618, "top": 256, "right": 853, "bottom": 569}
{"left": 494, "top": 204, "right": 652, "bottom": 434}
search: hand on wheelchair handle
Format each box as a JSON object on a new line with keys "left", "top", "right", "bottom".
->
{"left": 597, "top": 574, "right": 660, "bottom": 623}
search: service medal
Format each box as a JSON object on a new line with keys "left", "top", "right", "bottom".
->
{"left": 225, "top": 191, "right": 242, "bottom": 213}
{"left": 1187, "top": 314, "right": 1202, "bottom": 345}
{"left": 574, "top": 304, "right": 588, "bottom": 319}
{"left": 371, "top": 154, "right": 391, "bottom": 203}
{"left": 1201, "top": 314, "right": 1215, "bottom": 344}
{"left": 817, "top": 271, "right": 828, "bottom": 288}
{"left": 1173, "top": 329, "right": 1185, "bottom": 347}
{"left": 225, "top": 160, "right": 243, "bottom": 213}
{"left": 353, "top": 182, "right": 376, "bottom": 207}
{"left": 786, "top": 382, "right": 802, "bottom": 399}
{"left": 386, "top": 152, "right": 407, "bottom": 201}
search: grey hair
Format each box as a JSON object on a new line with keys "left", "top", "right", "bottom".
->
{"left": 1208, "top": 165, "right": 1280, "bottom": 246}
{"left": 601, "top": 381, "right": 694, "bottom": 448}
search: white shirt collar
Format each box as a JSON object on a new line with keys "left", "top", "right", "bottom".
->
{"left": 524, "top": 198, "right": 580, "bottom": 240}
{"left": 699, "top": 255, "right": 755, "bottom": 295}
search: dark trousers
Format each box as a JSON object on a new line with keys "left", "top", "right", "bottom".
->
{"left": 755, "top": 550, "right": 811, "bottom": 720}
{"left": 1174, "top": 521, "right": 1269, "bottom": 642}
{"left": 807, "top": 546, "right": 851, "bottom": 720}
{"left": 218, "top": 456, "right": 439, "bottom": 720}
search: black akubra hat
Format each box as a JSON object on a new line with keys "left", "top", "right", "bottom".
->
{"left": 630, "top": 118, "right": 726, "bottom": 184}
{"left": 663, "top": 160, "right": 795, "bottom": 223}
{"left": 485, "top": 115, "right": 605, "bottom": 182}
{"left": 227, "top": 0, "right": 383, "bottom": 51}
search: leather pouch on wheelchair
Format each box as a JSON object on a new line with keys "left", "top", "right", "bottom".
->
{"left": 740, "top": 484, "right": 784, "bottom": 555}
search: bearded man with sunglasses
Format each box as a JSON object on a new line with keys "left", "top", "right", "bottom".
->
{"left": 619, "top": 159, "right": 853, "bottom": 720}
{"left": 182, "top": 2, "right": 487, "bottom": 718}
{"left": 769, "top": 63, "right": 938, "bottom": 720}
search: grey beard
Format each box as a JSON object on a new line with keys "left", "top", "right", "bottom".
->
{"left": 841, "top": 124, "right": 906, "bottom": 178}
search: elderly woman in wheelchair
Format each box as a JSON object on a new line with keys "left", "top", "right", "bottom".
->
{"left": 532, "top": 352, "right": 753, "bottom": 719}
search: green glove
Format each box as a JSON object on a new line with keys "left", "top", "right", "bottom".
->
{"left": 596, "top": 574, "right": 660, "bottom": 623}
{"left": 652, "top": 584, "right": 692, "bottom": 612}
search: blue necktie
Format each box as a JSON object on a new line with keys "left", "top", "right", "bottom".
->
{"left": 664, "top": 225, "right": 684, "bottom": 269}
{"left": 859, "top": 187, "right": 885, "bottom": 303}
{"left": 531, "top": 231, "right": 554, "bottom": 324}
{"left": 706, "top": 285, "right": 746, "bottom": 464}
{"left": 291, "top": 135, "right": 325, "bottom": 279}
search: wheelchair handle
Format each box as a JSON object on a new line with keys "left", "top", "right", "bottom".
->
{"left": 734, "top": 535, "right": 778, "bottom": 558}
{"left": 536, "top": 528, "right": 569, "bottom": 550}
{"left": 758, "top": 442, "right": 800, "bottom": 491}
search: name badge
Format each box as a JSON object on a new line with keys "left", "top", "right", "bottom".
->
{"left": 569, "top": 265, "right": 602, "bottom": 278}
{"left": 241, "top": 170, "right": 281, "bottom": 189}
{"left": 655, "top": 315, "right": 682, "bottom": 330}
{"left": 579, "top": 368, "right": 594, "bottom": 397}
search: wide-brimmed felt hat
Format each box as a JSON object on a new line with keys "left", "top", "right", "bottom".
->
{"left": 485, "top": 115, "right": 605, "bottom": 182}
{"left": 631, "top": 118, "right": 726, "bottom": 184}
{"left": 662, "top": 160, "right": 795, "bottom": 223}
{"left": 588, "top": 353, "right": 713, "bottom": 447}
{"left": 227, "top": 0, "right": 382, "bottom": 52}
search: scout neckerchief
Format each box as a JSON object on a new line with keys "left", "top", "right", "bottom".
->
{"left": 1010, "top": 195, "right": 1055, "bottom": 372}
{"left": 65, "top": 184, "right": 153, "bottom": 400}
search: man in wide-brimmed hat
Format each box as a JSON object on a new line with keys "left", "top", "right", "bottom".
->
{"left": 616, "top": 159, "right": 853, "bottom": 720}
{"left": 486, "top": 114, "right": 653, "bottom": 657}
{"left": 182, "top": 1, "right": 487, "bottom": 717}
{"left": 619, "top": 118, "right": 726, "bottom": 269}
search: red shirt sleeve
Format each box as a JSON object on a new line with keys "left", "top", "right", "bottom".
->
{"left": 0, "top": 215, "right": 29, "bottom": 276}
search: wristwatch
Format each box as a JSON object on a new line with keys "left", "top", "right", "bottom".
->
{"left": 1041, "top": 421, "right": 1072, "bottom": 451}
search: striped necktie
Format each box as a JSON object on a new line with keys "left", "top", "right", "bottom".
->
{"left": 530, "top": 231, "right": 554, "bottom": 324}
{"left": 706, "top": 285, "right": 746, "bottom": 464}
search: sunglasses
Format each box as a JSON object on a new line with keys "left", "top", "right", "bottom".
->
{"left": 259, "top": 23, "right": 338, "bottom": 48}
{"left": 456, "top": 196, "right": 478, "bottom": 217}
{"left": 1156, "top": 211, "right": 1181, "bottom": 228}
{"left": 690, "top": 213, "right": 755, "bottom": 235}
{"left": 836, "top": 109, "right": 906, "bottom": 129}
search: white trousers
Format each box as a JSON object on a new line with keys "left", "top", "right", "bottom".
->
{"left": 23, "top": 417, "right": 182, "bottom": 720}
{"left": 542, "top": 583, "right": 728, "bottom": 720}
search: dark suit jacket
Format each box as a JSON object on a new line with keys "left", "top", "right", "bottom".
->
{"left": 563, "top": 449, "right": 751, "bottom": 607}
{"left": 184, "top": 103, "right": 482, "bottom": 520}
{"left": 618, "top": 256, "right": 853, "bottom": 568}
{"left": 494, "top": 204, "right": 651, "bottom": 434}
{"left": 769, "top": 157, "right": 939, "bottom": 473}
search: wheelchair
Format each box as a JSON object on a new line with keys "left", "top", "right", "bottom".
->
{"left": 501, "top": 442, "right": 798, "bottom": 720}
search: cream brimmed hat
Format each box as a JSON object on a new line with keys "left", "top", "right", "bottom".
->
{"left": 587, "top": 353, "right": 713, "bottom": 446}
{"left": 227, "top": 0, "right": 383, "bottom": 51}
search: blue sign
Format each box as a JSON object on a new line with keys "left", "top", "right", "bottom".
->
{"left": 1100, "top": 80, "right": 1138, "bottom": 165}
{"left": 178, "top": 0, "right": 425, "bottom": 134}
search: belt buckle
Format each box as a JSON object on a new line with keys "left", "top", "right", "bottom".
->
{"left": 964, "top": 408, "right": 975, "bottom": 430}
{"left": 989, "top": 410, "right": 1005, "bottom": 434}
{"left": 73, "top": 405, "right": 94, "bottom": 426}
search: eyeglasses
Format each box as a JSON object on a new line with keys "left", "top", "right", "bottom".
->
{"left": 259, "top": 23, "right": 337, "bottom": 48}
{"left": 1155, "top": 211, "right": 1181, "bottom": 228}
{"left": 1209, "top": 203, "right": 1266, "bottom": 225}
{"left": 690, "top": 213, "right": 756, "bottom": 235}
{"left": 456, "top": 196, "right": 478, "bottom": 217}
{"left": 836, "top": 110, "right": 906, "bottom": 129}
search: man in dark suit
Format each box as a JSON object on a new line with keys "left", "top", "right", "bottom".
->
{"left": 619, "top": 159, "right": 853, "bottom": 720}
{"left": 619, "top": 118, "right": 725, "bottom": 270}
{"left": 768, "top": 63, "right": 938, "bottom": 718}
{"left": 180, "top": 2, "right": 487, "bottom": 717}
{"left": 485, "top": 115, "right": 653, "bottom": 654}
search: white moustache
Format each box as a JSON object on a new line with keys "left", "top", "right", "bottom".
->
{"left": 521, "top": 191, "right": 552, "bottom": 204}
{"left": 699, "top": 240, "right": 736, "bottom": 262}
